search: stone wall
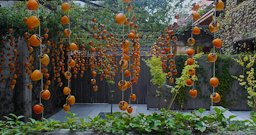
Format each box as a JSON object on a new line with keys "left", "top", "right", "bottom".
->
{"left": 219, "top": 0, "right": 256, "bottom": 53}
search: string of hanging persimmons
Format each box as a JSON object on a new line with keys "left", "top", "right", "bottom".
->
{"left": 150, "top": 27, "right": 178, "bottom": 85}
{"left": 187, "top": 0, "right": 224, "bottom": 103}
{"left": 116, "top": 0, "right": 140, "bottom": 114}
{"left": 28, "top": 0, "right": 140, "bottom": 114}
{"left": 24, "top": 0, "right": 77, "bottom": 114}
{"left": 25, "top": 0, "right": 51, "bottom": 116}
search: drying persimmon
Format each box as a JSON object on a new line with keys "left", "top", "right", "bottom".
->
{"left": 210, "top": 92, "right": 221, "bottom": 103}
{"left": 115, "top": 13, "right": 126, "bottom": 25}
{"left": 63, "top": 87, "right": 71, "bottom": 95}
{"left": 41, "top": 54, "right": 50, "bottom": 66}
{"left": 64, "top": 71, "right": 72, "bottom": 80}
{"left": 118, "top": 80, "right": 128, "bottom": 91}
{"left": 63, "top": 104, "right": 70, "bottom": 111}
{"left": 30, "top": 70, "right": 42, "bottom": 81}
{"left": 41, "top": 90, "right": 51, "bottom": 100}
{"left": 212, "top": 38, "right": 222, "bottom": 48}
{"left": 27, "top": 0, "right": 38, "bottom": 10}
{"left": 130, "top": 93, "right": 136, "bottom": 102}
{"left": 209, "top": 22, "right": 220, "bottom": 33}
{"left": 186, "top": 48, "right": 195, "bottom": 57}
{"left": 187, "top": 37, "right": 196, "bottom": 46}
{"left": 187, "top": 58, "right": 195, "bottom": 65}
{"left": 127, "top": 106, "right": 133, "bottom": 114}
{"left": 188, "top": 68, "right": 196, "bottom": 76}
{"left": 210, "top": 77, "right": 219, "bottom": 88}
{"left": 64, "top": 29, "right": 71, "bottom": 37}
{"left": 68, "top": 59, "right": 76, "bottom": 67}
{"left": 192, "top": 26, "right": 201, "bottom": 35}
{"left": 91, "top": 79, "right": 96, "bottom": 85}
{"left": 119, "top": 100, "right": 128, "bottom": 111}
{"left": 61, "top": 15, "right": 70, "bottom": 25}
{"left": 124, "top": 70, "right": 131, "bottom": 77}
{"left": 33, "top": 104, "right": 44, "bottom": 114}
{"left": 208, "top": 53, "right": 217, "bottom": 63}
{"left": 28, "top": 34, "right": 41, "bottom": 47}
{"left": 91, "top": 71, "right": 97, "bottom": 77}
{"left": 69, "top": 43, "right": 78, "bottom": 51}
{"left": 192, "top": 11, "right": 200, "bottom": 21}
{"left": 128, "top": 32, "right": 135, "bottom": 39}
{"left": 24, "top": 16, "right": 40, "bottom": 29}
{"left": 61, "top": 2, "right": 71, "bottom": 12}
{"left": 67, "top": 95, "right": 76, "bottom": 105}
{"left": 189, "top": 89, "right": 198, "bottom": 98}
{"left": 215, "top": 0, "right": 225, "bottom": 11}
{"left": 186, "top": 78, "right": 194, "bottom": 86}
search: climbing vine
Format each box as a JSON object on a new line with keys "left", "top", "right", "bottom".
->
{"left": 215, "top": 55, "right": 235, "bottom": 107}
{"left": 171, "top": 55, "right": 239, "bottom": 109}
{"left": 233, "top": 53, "right": 256, "bottom": 111}
{"left": 171, "top": 53, "right": 202, "bottom": 93}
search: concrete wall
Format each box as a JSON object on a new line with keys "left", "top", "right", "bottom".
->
{"left": 0, "top": 38, "right": 65, "bottom": 120}
{"left": 147, "top": 55, "right": 250, "bottom": 111}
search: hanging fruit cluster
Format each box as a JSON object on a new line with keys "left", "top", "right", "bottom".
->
{"left": 60, "top": 2, "right": 76, "bottom": 111}
{"left": 0, "top": 28, "right": 19, "bottom": 91}
{"left": 209, "top": 0, "right": 224, "bottom": 104}
{"left": 116, "top": 0, "right": 141, "bottom": 114}
{"left": 26, "top": 0, "right": 47, "bottom": 115}
{"left": 150, "top": 24, "right": 178, "bottom": 85}
{"left": 185, "top": 3, "right": 202, "bottom": 99}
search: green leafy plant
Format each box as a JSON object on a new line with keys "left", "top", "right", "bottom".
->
{"left": 145, "top": 56, "right": 167, "bottom": 88}
{"left": 167, "top": 53, "right": 202, "bottom": 109}
{"left": 0, "top": 109, "right": 255, "bottom": 134}
{"left": 233, "top": 53, "right": 256, "bottom": 111}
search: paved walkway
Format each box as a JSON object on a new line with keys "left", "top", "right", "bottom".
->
{"left": 49, "top": 103, "right": 159, "bottom": 121}
{"left": 49, "top": 104, "right": 251, "bottom": 122}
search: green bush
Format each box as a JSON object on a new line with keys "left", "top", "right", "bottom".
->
{"left": 0, "top": 108, "right": 255, "bottom": 135}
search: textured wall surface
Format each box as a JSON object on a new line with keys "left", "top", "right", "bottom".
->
{"left": 147, "top": 55, "right": 250, "bottom": 111}
{"left": 71, "top": 56, "right": 250, "bottom": 111}
{"left": 219, "top": 0, "right": 256, "bottom": 52}
{"left": 0, "top": 39, "right": 65, "bottom": 120}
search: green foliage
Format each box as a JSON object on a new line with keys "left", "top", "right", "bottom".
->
{"left": 168, "top": 54, "right": 241, "bottom": 109}
{"left": 145, "top": 56, "right": 167, "bottom": 88}
{"left": 233, "top": 53, "right": 256, "bottom": 110}
{"left": 0, "top": 0, "right": 200, "bottom": 46}
{"left": 215, "top": 55, "right": 235, "bottom": 107}
{"left": 171, "top": 53, "right": 203, "bottom": 93}
{"left": 0, "top": 108, "right": 255, "bottom": 134}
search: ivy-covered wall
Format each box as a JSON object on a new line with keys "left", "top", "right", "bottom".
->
{"left": 219, "top": 0, "right": 256, "bottom": 53}
{"left": 147, "top": 55, "right": 250, "bottom": 111}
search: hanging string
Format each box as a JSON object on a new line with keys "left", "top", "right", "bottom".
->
{"left": 128, "top": 2, "right": 132, "bottom": 104}
{"left": 67, "top": 8, "right": 71, "bottom": 89}
{"left": 38, "top": 4, "right": 44, "bottom": 118}
{"left": 121, "top": 0, "right": 125, "bottom": 101}
{"left": 191, "top": 9, "right": 195, "bottom": 90}
{"left": 212, "top": 0, "right": 217, "bottom": 106}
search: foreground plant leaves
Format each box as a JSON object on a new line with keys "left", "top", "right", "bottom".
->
{"left": 0, "top": 109, "right": 255, "bottom": 135}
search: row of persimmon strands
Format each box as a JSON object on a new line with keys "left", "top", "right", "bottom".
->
{"left": 211, "top": 0, "right": 217, "bottom": 106}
